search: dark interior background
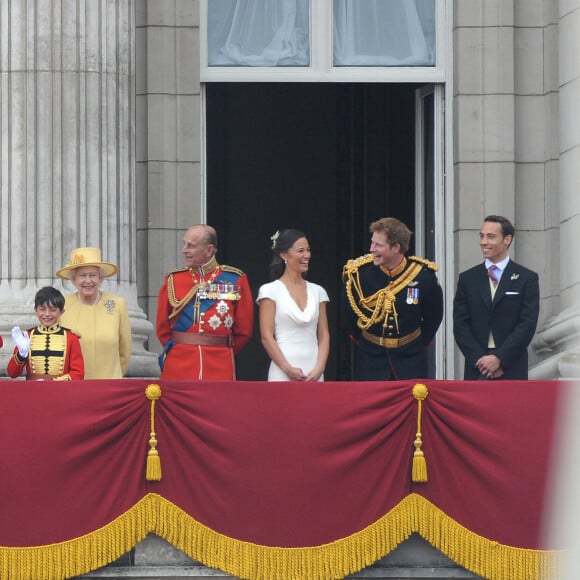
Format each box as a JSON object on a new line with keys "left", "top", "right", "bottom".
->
{"left": 207, "top": 82, "right": 418, "bottom": 380}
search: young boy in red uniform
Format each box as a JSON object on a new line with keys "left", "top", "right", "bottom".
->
{"left": 8, "top": 286, "right": 85, "bottom": 381}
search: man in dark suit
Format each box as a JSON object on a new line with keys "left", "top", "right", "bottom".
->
{"left": 453, "top": 215, "right": 540, "bottom": 380}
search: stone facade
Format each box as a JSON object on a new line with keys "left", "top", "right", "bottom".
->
{"left": 454, "top": 0, "right": 580, "bottom": 379}
{"left": 0, "top": 0, "right": 158, "bottom": 377}
{"left": 135, "top": 0, "right": 202, "bottom": 358}
{"left": 2, "top": 0, "right": 579, "bottom": 379}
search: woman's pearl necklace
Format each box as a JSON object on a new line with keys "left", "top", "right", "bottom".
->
{"left": 80, "top": 291, "right": 102, "bottom": 305}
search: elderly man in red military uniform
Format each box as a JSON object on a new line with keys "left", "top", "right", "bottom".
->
{"left": 156, "top": 224, "right": 254, "bottom": 380}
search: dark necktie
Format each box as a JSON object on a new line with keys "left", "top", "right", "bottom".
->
{"left": 488, "top": 265, "right": 499, "bottom": 288}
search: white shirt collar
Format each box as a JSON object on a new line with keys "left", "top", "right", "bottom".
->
{"left": 485, "top": 256, "right": 510, "bottom": 273}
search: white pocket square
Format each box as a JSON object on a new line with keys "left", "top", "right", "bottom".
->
{"left": 505, "top": 291, "right": 520, "bottom": 295}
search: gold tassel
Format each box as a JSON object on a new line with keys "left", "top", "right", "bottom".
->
{"left": 145, "top": 384, "right": 162, "bottom": 481}
{"left": 412, "top": 383, "right": 429, "bottom": 483}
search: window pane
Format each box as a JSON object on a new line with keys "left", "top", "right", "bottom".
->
{"left": 333, "top": 0, "right": 436, "bottom": 66}
{"left": 208, "top": 0, "right": 310, "bottom": 67}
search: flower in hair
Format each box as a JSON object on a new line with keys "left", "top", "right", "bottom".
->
{"left": 270, "top": 230, "right": 280, "bottom": 249}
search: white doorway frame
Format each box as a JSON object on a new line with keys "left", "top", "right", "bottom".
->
{"left": 415, "top": 84, "right": 447, "bottom": 378}
{"left": 199, "top": 0, "right": 455, "bottom": 378}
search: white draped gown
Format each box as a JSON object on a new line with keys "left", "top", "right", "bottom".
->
{"left": 257, "top": 279, "right": 329, "bottom": 381}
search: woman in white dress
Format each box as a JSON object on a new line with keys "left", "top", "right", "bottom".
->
{"left": 257, "top": 229, "right": 330, "bottom": 381}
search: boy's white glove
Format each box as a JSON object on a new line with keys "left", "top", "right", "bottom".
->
{"left": 11, "top": 326, "right": 30, "bottom": 358}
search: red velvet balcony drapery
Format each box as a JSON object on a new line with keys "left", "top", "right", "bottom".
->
{"left": 0, "top": 379, "right": 564, "bottom": 579}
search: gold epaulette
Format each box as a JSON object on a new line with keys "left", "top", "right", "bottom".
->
{"left": 221, "top": 264, "right": 244, "bottom": 276}
{"left": 343, "top": 254, "right": 374, "bottom": 277}
{"left": 409, "top": 255, "right": 438, "bottom": 271}
{"left": 165, "top": 266, "right": 190, "bottom": 276}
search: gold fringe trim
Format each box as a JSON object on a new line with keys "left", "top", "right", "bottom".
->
{"left": 145, "top": 384, "right": 162, "bottom": 481}
{"left": 0, "top": 493, "right": 561, "bottom": 580}
{"left": 0, "top": 495, "right": 155, "bottom": 580}
{"left": 411, "top": 383, "right": 429, "bottom": 482}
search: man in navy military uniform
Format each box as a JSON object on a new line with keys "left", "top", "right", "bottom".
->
{"left": 343, "top": 217, "right": 444, "bottom": 380}
{"left": 453, "top": 215, "right": 539, "bottom": 380}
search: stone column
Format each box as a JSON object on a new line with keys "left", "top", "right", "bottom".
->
{"left": 554, "top": 0, "right": 580, "bottom": 376}
{"left": 452, "top": 1, "right": 516, "bottom": 378}
{"left": 0, "top": 0, "right": 158, "bottom": 377}
{"left": 135, "top": 1, "right": 202, "bottom": 355}
{"left": 531, "top": 0, "right": 580, "bottom": 378}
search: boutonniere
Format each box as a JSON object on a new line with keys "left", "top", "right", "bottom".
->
{"left": 510, "top": 273, "right": 519, "bottom": 281}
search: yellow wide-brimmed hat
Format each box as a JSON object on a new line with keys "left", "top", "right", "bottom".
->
{"left": 56, "top": 247, "right": 118, "bottom": 280}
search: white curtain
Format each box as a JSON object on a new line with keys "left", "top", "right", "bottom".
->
{"left": 333, "top": 0, "right": 436, "bottom": 66}
{"left": 208, "top": 0, "right": 310, "bottom": 66}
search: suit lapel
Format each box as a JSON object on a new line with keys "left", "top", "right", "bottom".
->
{"left": 477, "top": 264, "right": 493, "bottom": 308}
{"left": 492, "top": 260, "right": 516, "bottom": 307}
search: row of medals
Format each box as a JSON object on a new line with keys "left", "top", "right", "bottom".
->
{"left": 197, "top": 283, "right": 241, "bottom": 301}
{"left": 406, "top": 287, "right": 419, "bottom": 305}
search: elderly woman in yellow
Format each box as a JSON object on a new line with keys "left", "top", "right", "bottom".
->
{"left": 56, "top": 247, "right": 132, "bottom": 379}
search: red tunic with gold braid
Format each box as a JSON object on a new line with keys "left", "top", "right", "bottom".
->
{"left": 156, "top": 257, "right": 254, "bottom": 380}
{"left": 7, "top": 325, "right": 85, "bottom": 381}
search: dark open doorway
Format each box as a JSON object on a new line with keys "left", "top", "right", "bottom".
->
{"left": 206, "top": 82, "right": 419, "bottom": 380}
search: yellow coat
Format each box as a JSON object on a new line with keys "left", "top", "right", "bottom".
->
{"left": 60, "top": 292, "right": 132, "bottom": 379}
